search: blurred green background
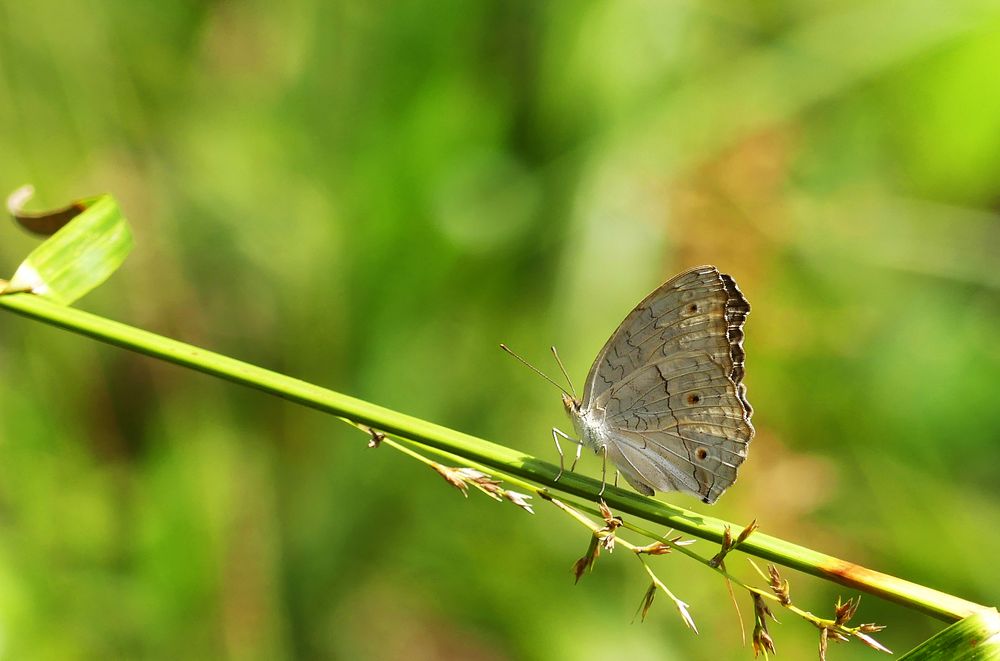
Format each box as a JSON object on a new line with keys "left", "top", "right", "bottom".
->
{"left": 1, "top": 1, "right": 998, "bottom": 659}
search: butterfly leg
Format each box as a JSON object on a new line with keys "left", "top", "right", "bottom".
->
{"left": 552, "top": 427, "right": 582, "bottom": 481}
{"left": 598, "top": 444, "right": 609, "bottom": 496}
{"left": 570, "top": 435, "right": 583, "bottom": 472}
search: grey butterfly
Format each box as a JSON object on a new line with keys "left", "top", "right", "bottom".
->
{"left": 556, "top": 265, "right": 753, "bottom": 504}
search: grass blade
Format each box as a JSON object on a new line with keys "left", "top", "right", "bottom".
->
{"left": 5, "top": 186, "right": 132, "bottom": 304}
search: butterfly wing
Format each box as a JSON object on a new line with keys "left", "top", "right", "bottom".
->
{"left": 581, "top": 266, "right": 753, "bottom": 504}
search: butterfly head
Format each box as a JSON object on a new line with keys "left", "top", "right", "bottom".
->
{"left": 561, "top": 393, "right": 582, "bottom": 417}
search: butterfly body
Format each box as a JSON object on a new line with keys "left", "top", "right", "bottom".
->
{"left": 562, "top": 393, "right": 607, "bottom": 454}
{"left": 563, "top": 265, "right": 753, "bottom": 504}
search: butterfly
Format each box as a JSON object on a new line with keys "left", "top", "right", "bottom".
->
{"left": 505, "top": 265, "right": 753, "bottom": 504}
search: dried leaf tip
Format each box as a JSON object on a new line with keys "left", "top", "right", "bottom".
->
{"left": 7, "top": 184, "right": 86, "bottom": 236}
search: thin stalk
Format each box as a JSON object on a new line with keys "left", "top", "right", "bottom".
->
{"left": 0, "top": 292, "right": 992, "bottom": 623}
{"left": 546, "top": 495, "right": 698, "bottom": 631}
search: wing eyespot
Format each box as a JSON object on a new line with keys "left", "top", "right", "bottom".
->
{"left": 695, "top": 447, "right": 709, "bottom": 461}
{"left": 686, "top": 392, "right": 701, "bottom": 405}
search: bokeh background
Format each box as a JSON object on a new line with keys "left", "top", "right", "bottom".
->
{"left": 1, "top": 1, "right": 998, "bottom": 659}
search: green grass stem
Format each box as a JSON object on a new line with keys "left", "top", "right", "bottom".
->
{"left": 0, "top": 292, "right": 993, "bottom": 624}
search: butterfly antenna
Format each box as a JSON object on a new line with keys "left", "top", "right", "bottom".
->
{"left": 550, "top": 346, "right": 577, "bottom": 399}
{"left": 500, "top": 344, "right": 573, "bottom": 398}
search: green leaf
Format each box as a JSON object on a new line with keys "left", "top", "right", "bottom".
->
{"left": 4, "top": 186, "right": 133, "bottom": 305}
{"left": 900, "top": 610, "right": 1000, "bottom": 660}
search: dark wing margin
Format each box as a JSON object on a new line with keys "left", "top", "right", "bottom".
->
{"left": 719, "top": 272, "right": 752, "bottom": 419}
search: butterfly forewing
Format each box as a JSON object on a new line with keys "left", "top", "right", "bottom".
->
{"left": 581, "top": 265, "right": 753, "bottom": 504}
